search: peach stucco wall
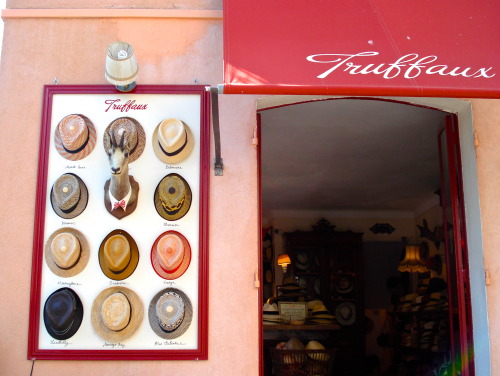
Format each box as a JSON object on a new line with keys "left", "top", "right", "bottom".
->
{"left": 1, "top": 2, "right": 500, "bottom": 376}
{"left": 0, "top": 2, "right": 260, "bottom": 376}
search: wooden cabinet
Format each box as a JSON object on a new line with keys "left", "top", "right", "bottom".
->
{"left": 284, "top": 219, "right": 365, "bottom": 376}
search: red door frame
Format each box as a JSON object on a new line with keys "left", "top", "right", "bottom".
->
{"left": 438, "top": 115, "right": 475, "bottom": 375}
{"left": 258, "top": 98, "right": 475, "bottom": 376}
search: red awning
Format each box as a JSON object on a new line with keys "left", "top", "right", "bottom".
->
{"left": 222, "top": 0, "right": 500, "bottom": 97}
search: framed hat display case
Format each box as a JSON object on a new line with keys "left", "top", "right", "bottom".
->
{"left": 28, "top": 85, "right": 210, "bottom": 360}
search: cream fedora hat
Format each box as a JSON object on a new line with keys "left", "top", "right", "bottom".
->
{"left": 152, "top": 119, "right": 194, "bottom": 164}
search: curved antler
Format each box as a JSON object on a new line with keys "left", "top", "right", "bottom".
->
{"left": 109, "top": 129, "right": 117, "bottom": 147}
{"left": 120, "top": 131, "right": 126, "bottom": 148}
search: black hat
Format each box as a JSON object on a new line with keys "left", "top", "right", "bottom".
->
{"left": 43, "top": 288, "right": 84, "bottom": 340}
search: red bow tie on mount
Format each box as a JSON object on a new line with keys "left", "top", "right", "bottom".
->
{"left": 113, "top": 200, "right": 126, "bottom": 210}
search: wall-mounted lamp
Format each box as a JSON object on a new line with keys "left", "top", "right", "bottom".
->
{"left": 398, "top": 244, "right": 428, "bottom": 273}
{"left": 277, "top": 253, "right": 291, "bottom": 274}
{"left": 105, "top": 42, "right": 138, "bottom": 92}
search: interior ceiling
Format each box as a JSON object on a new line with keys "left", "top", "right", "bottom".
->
{"left": 261, "top": 98, "right": 447, "bottom": 214}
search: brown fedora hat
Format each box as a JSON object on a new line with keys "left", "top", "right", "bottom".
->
{"left": 103, "top": 117, "right": 145, "bottom": 163}
{"left": 54, "top": 114, "right": 97, "bottom": 161}
{"left": 91, "top": 287, "right": 144, "bottom": 342}
{"left": 148, "top": 288, "right": 192, "bottom": 339}
{"left": 154, "top": 173, "right": 192, "bottom": 221}
{"left": 44, "top": 227, "right": 90, "bottom": 278}
{"left": 151, "top": 231, "right": 191, "bottom": 280}
{"left": 43, "top": 288, "right": 84, "bottom": 340}
{"left": 152, "top": 118, "right": 195, "bottom": 164}
{"left": 98, "top": 230, "right": 139, "bottom": 281}
{"left": 50, "top": 173, "right": 89, "bottom": 219}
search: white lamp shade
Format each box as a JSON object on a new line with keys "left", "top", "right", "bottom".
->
{"left": 105, "top": 42, "right": 138, "bottom": 86}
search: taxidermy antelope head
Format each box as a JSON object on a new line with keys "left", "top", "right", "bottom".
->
{"left": 107, "top": 129, "right": 130, "bottom": 176}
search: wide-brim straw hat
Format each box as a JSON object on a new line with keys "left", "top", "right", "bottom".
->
{"left": 44, "top": 227, "right": 90, "bottom": 278}
{"left": 154, "top": 173, "right": 192, "bottom": 221}
{"left": 54, "top": 114, "right": 97, "bottom": 161}
{"left": 91, "top": 287, "right": 144, "bottom": 342}
{"left": 103, "top": 117, "right": 146, "bottom": 163}
{"left": 98, "top": 229, "right": 139, "bottom": 281}
{"left": 148, "top": 288, "right": 193, "bottom": 339}
{"left": 152, "top": 118, "right": 195, "bottom": 164}
{"left": 151, "top": 231, "right": 191, "bottom": 280}
{"left": 50, "top": 173, "right": 89, "bottom": 219}
{"left": 43, "top": 288, "right": 84, "bottom": 340}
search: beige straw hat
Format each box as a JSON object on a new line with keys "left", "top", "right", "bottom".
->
{"left": 91, "top": 287, "right": 144, "bottom": 342}
{"left": 54, "top": 114, "right": 96, "bottom": 161}
{"left": 154, "top": 173, "right": 192, "bottom": 221}
{"left": 44, "top": 227, "right": 90, "bottom": 278}
{"left": 50, "top": 173, "right": 88, "bottom": 219}
{"left": 98, "top": 230, "right": 139, "bottom": 281}
{"left": 103, "top": 117, "right": 146, "bottom": 163}
{"left": 148, "top": 288, "right": 192, "bottom": 339}
{"left": 151, "top": 231, "right": 191, "bottom": 280}
{"left": 152, "top": 118, "right": 194, "bottom": 164}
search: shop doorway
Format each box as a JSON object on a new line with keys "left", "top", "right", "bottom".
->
{"left": 258, "top": 97, "right": 486, "bottom": 376}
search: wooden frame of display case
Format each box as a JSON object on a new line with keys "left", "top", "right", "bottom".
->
{"left": 28, "top": 85, "right": 210, "bottom": 360}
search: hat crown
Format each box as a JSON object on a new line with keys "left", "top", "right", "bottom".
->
{"left": 50, "top": 233, "right": 81, "bottom": 269}
{"left": 338, "top": 305, "right": 353, "bottom": 320}
{"left": 156, "top": 292, "right": 185, "bottom": 331}
{"left": 105, "top": 118, "right": 137, "bottom": 152}
{"left": 45, "top": 290, "right": 76, "bottom": 333}
{"left": 58, "top": 115, "right": 88, "bottom": 151}
{"left": 159, "top": 176, "right": 187, "bottom": 211}
{"left": 157, "top": 234, "right": 184, "bottom": 272}
{"left": 158, "top": 119, "right": 185, "bottom": 152}
{"left": 54, "top": 175, "right": 80, "bottom": 211}
{"left": 103, "top": 234, "right": 131, "bottom": 273}
{"left": 101, "top": 292, "right": 131, "bottom": 332}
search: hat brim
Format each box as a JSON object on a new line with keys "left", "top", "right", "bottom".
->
{"left": 151, "top": 231, "right": 191, "bottom": 280}
{"left": 154, "top": 173, "right": 192, "bottom": 221}
{"left": 54, "top": 114, "right": 97, "bottom": 161}
{"left": 91, "top": 287, "right": 144, "bottom": 342}
{"left": 148, "top": 288, "right": 193, "bottom": 339}
{"left": 98, "top": 229, "right": 140, "bottom": 281}
{"left": 103, "top": 117, "right": 146, "bottom": 163}
{"left": 152, "top": 120, "right": 195, "bottom": 164}
{"left": 50, "top": 173, "right": 89, "bottom": 219}
{"left": 335, "top": 302, "right": 356, "bottom": 326}
{"left": 44, "top": 227, "right": 90, "bottom": 278}
{"left": 43, "top": 288, "right": 84, "bottom": 340}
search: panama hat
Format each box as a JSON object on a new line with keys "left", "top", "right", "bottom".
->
{"left": 43, "top": 288, "right": 84, "bottom": 340}
{"left": 54, "top": 114, "right": 96, "bottom": 161}
{"left": 152, "top": 118, "right": 194, "bottom": 164}
{"left": 103, "top": 117, "right": 145, "bottom": 163}
{"left": 154, "top": 173, "right": 192, "bottom": 221}
{"left": 148, "top": 288, "right": 192, "bottom": 339}
{"left": 151, "top": 231, "right": 191, "bottom": 280}
{"left": 98, "top": 230, "right": 139, "bottom": 281}
{"left": 44, "top": 227, "right": 90, "bottom": 278}
{"left": 335, "top": 302, "right": 356, "bottom": 326}
{"left": 91, "top": 287, "right": 144, "bottom": 342}
{"left": 50, "top": 173, "right": 88, "bottom": 219}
